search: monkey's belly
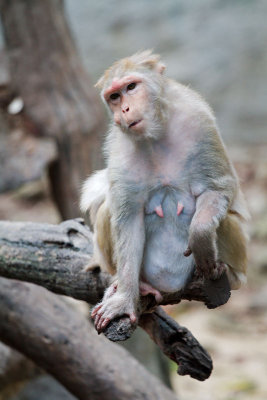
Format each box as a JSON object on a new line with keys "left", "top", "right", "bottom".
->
{"left": 142, "top": 236, "right": 195, "bottom": 292}
{"left": 142, "top": 186, "right": 196, "bottom": 292}
{"left": 142, "top": 216, "right": 195, "bottom": 293}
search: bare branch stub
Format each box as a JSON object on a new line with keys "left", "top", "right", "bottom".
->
{"left": 0, "top": 278, "right": 178, "bottom": 400}
{"left": 140, "top": 307, "right": 213, "bottom": 382}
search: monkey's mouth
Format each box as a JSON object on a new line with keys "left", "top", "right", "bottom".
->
{"left": 129, "top": 120, "right": 142, "bottom": 129}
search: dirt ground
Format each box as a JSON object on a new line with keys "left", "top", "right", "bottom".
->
{"left": 0, "top": 144, "right": 267, "bottom": 400}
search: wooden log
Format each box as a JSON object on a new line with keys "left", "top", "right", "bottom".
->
{"left": 0, "top": 218, "right": 214, "bottom": 381}
{"left": 0, "top": 342, "right": 38, "bottom": 395}
{"left": 0, "top": 278, "right": 178, "bottom": 400}
{"left": 0, "top": 0, "right": 105, "bottom": 218}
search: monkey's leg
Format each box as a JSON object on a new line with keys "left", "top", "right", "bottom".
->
{"left": 91, "top": 291, "right": 138, "bottom": 333}
{"left": 91, "top": 279, "right": 163, "bottom": 333}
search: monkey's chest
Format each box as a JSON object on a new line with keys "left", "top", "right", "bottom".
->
{"left": 141, "top": 187, "right": 195, "bottom": 293}
{"left": 144, "top": 186, "right": 195, "bottom": 221}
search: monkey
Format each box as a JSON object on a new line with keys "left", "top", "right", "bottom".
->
{"left": 80, "top": 50, "right": 249, "bottom": 333}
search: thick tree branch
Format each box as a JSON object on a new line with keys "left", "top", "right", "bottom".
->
{"left": 0, "top": 342, "right": 39, "bottom": 395}
{"left": 0, "top": 218, "right": 230, "bottom": 308}
{"left": 0, "top": 0, "right": 105, "bottom": 219}
{"left": 0, "top": 218, "right": 111, "bottom": 303}
{"left": 0, "top": 218, "right": 230, "bottom": 381}
{"left": 0, "top": 278, "right": 178, "bottom": 400}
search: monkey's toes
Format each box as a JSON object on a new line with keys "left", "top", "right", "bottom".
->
{"left": 211, "top": 261, "right": 227, "bottom": 280}
{"left": 91, "top": 304, "right": 102, "bottom": 318}
{"left": 96, "top": 317, "right": 111, "bottom": 333}
{"left": 91, "top": 295, "right": 137, "bottom": 334}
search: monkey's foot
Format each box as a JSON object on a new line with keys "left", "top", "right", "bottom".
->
{"left": 191, "top": 260, "right": 227, "bottom": 281}
{"left": 184, "top": 245, "right": 227, "bottom": 281}
{"left": 102, "top": 281, "right": 118, "bottom": 300}
{"left": 91, "top": 292, "right": 137, "bottom": 333}
{"left": 139, "top": 281, "right": 163, "bottom": 303}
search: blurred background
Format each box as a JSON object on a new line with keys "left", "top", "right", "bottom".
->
{"left": 0, "top": 1, "right": 266, "bottom": 399}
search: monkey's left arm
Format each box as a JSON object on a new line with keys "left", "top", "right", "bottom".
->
{"left": 184, "top": 132, "right": 238, "bottom": 278}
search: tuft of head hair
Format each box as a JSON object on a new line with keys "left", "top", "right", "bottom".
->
{"left": 95, "top": 50, "right": 166, "bottom": 90}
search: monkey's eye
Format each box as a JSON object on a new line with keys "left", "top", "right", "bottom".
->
{"left": 110, "top": 92, "right": 120, "bottom": 101}
{"left": 127, "top": 82, "right": 136, "bottom": 91}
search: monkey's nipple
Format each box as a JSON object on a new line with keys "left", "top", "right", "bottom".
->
{"left": 154, "top": 205, "right": 164, "bottom": 218}
{"left": 177, "top": 202, "right": 184, "bottom": 216}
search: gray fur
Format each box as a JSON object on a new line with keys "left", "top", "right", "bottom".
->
{"left": 142, "top": 187, "right": 195, "bottom": 292}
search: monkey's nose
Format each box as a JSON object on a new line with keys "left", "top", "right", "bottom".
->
{"left": 122, "top": 106, "right": 129, "bottom": 113}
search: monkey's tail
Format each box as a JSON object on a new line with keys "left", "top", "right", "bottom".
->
{"left": 217, "top": 213, "right": 248, "bottom": 290}
{"left": 80, "top": 169, "right": 108, "bottom": 225}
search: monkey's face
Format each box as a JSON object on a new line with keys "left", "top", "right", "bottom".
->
{"left": 103, "top": 75, "right": 151, "bottom": 137}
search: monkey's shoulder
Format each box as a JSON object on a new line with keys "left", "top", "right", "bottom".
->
{"left": 166, "top": 78, "right": 215, "bottom": 121}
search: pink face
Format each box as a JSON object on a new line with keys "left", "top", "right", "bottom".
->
{"left": 103, "top": 75, "right": 149, "bottom": 134}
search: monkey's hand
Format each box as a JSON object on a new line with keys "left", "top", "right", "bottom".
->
{"left": 91, "top": 289, "right": 137, "bottom": 333}
{"left": 184, "top": 227, "right": 225, "bottom": 280}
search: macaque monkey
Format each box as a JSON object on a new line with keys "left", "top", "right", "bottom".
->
{"left": 80, "top": 50, "right": 249, "bottom": 333}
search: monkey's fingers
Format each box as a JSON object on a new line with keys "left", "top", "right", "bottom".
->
{"left": 195, "top": 259, "right": 222, "bottom": 280}
{"left": 94, "top": 313, "right": 102, "bottom": 329}
{"left": 96, "top": 316, "right": 104, "bottom": 332}
{"left": 100, "top": 318, "right": 111, "bottom": 332}
{"left": 184, "top": 247, "right": 192, "bottom": 257}
{"left": 96, "top": 316, "right": 110, "bottom": 333}
{"left": 210, "top": 261, "right": 227, "bottom": 280}
{"left": 96, "top": 311, "right": 135, "bottom": 333}
{"left": 91, "top": 304, "right": 103, "bottom": 318}
{"left": 94, "top": 308, "right": 111, "bottom": 332}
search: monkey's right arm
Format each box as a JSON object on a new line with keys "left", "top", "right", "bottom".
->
{"left": 91, "top": 181, "right": 146, "bottom": 332}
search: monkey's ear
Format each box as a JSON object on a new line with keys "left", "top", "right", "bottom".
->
{"left": 133, "top": 50, "right": 166, "bottom": 75}
{"left": 156, "top": 62, "right": 166, "bottom": 75}
{"left": 141, "top": 57, "right": 166, "bottom": 75}
{"left": 144, "top": 60, "right": 166, "bottom": 75}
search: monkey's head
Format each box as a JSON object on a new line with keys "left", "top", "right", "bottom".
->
{"left": 95, "top": 50, "right": 167, "bottom": 140}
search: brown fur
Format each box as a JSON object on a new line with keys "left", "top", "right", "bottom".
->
{"left": 81, "top": 50, "right": 249, "bottom": 333}
{"left": 95, "top": 201, "right": 116, "bottom": 275}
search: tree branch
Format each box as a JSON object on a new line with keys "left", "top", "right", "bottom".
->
{"left": 0, "top": 277, "right": 178, "bottom": 400}
{"left": 0, "top": 218, "right": 111, "bottom": 303}
{"left": 0, "top": 218, "right": 230, "bottom": 381}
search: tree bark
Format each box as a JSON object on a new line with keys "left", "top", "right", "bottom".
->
{"left": 0, "top": 342, "right": 39, "bottom": 396}
{"left": 0, "top": 0, "right": 105, "bottom": 218}
{"left": 0, "top": 219, "right": 230, "bottom": 309}
{"left": 0, "top": 218, "right": 214, "bottom": 381}
{"left": 0, "top": 278, "right": 178, "bottom": 400}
